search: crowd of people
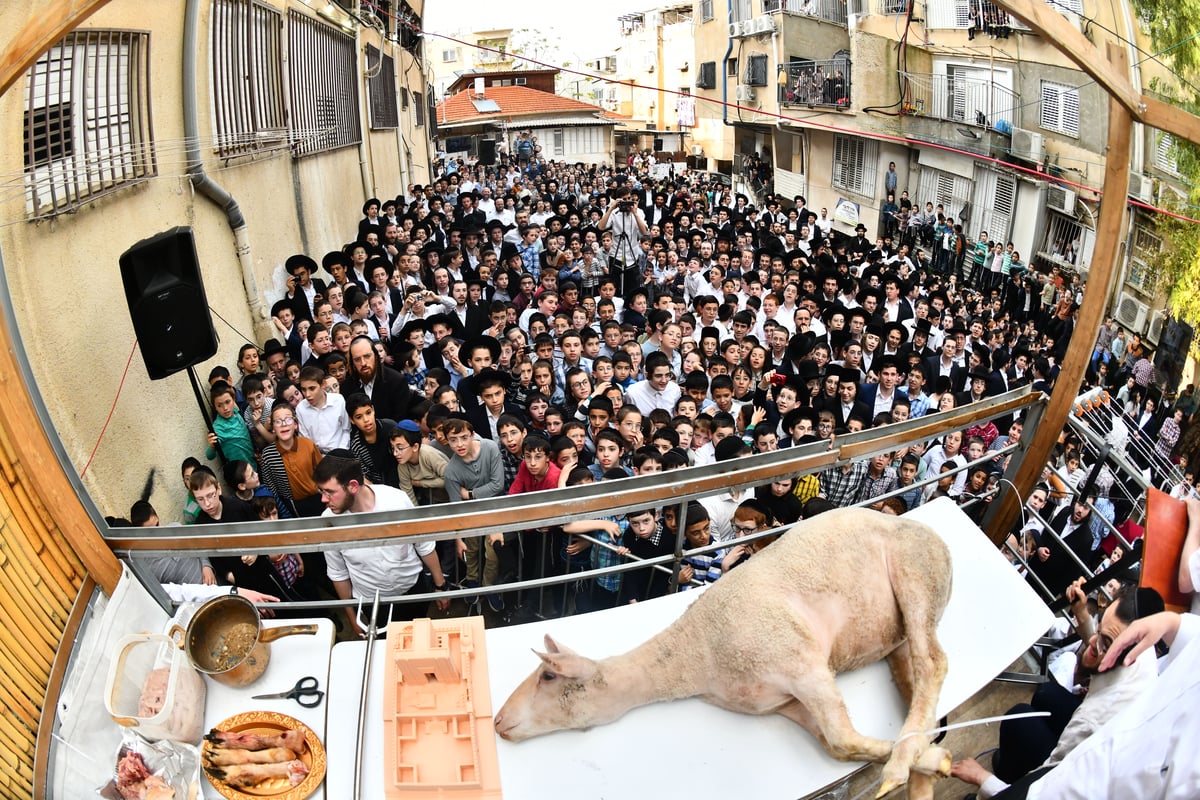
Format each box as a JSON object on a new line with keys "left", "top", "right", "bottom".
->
{"left": 105, "top": 143, "right": 1200, "bottom": 798}
{"left": 112, "top": 145, "right": 1182, "bottom": 621}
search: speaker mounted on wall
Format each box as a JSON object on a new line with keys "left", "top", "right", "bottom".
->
{"left": 120, "top": 227, "right": 219, "bottom": 380}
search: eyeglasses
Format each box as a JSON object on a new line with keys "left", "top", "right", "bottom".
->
{"left": 733, "top": 524, "right": 760, "bottom": 535}
{"left": 274, "top": 417, "right": 297, "bottom": 426}
{"left": 391, "top": 443, "right": 411, "bottom": 453}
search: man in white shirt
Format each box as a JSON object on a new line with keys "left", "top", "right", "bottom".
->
{"left": 626, "top": 352, "right": 682, "bottom": 415}
{"left": 315, "top": 456, "right": 449, "bottom": 636}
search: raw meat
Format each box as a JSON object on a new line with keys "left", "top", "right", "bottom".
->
{"left": 204, "top": 727, "right": 307, "bottom": 754}
{"left": 115, "top": 751, "right": 176, "bottom": 800}
{"left": 204, "top": 746, "right": 298, "bottom": 766}
{"left": 204, "top": 759, "right": 309, "bottom": 789}
{"left": 137, "top": 669, "right": 169, "bottom": 717}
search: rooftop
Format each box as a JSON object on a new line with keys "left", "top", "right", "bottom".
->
{"left": 435, "top": 85, "right": 611, "bottom": 125}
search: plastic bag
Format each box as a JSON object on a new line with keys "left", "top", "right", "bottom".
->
{"left": 96, "top": 732, "right": 200, "bottom": 800}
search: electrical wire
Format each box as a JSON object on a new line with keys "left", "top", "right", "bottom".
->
{"left": 80, "top": 339, "right": 138, "bottom": 478}
{"left": 397, "top": 14, "right": 1200, "bottom": 223}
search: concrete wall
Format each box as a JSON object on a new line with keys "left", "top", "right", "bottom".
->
{"left": 0, "top": 0, "right": 433, "bottom": 520}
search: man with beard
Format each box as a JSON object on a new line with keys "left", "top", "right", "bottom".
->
{"left": 316, "top": 456, "right": 449, "bottom": 635}
{"left": 341, "top": 336, "right": 413, "bottom": 422}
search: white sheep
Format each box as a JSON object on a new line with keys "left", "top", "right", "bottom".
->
{"left": 495, "top": 507, "right": 954, "bottom": 800}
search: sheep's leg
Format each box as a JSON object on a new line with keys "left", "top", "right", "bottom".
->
{"left": 886, "top": 640, "right": 915, "bottom": 706}
{"left": 877, "top": 589, "right": 951, "bottom": 798}
{"left": 776, "top": 669, "right": 896, "bottom": 764}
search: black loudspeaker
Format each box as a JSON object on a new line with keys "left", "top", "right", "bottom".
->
{"left": 653, "top": 137, "right": 664, "bottom": 152}
{"left": 120, "top": 227, "right": 219, "bottom": 380}
{"left": 478, "top": 138, "right": 497, "bottom": 165}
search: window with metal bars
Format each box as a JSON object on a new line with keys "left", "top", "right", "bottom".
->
{"left": 696, "top": 61, "right": 717, "bottom": 89}
{"left": 211, "top": 0, "right": 287, "bottom": 157}
{"left": 1039, "top": 80, "right": 1080, "bottom": 138}
{"left": 700, "top": 0, "right": 714, "bottom": 21}
{"left": 745, "top": 54, "right": 769, "bottom": 86}
{"left": 832, "top": 134, "right": 878, "bottom": 195}
{"left": 287, "top": 10, "right": 362, "bottom": 157}
{"left": 367, "top": 46, "right": 398, "bottom": 129}
{"left": 22, "top": 30, "right": 156, "bottom": 218}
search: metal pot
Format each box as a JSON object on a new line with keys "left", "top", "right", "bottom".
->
{"left": 169, "top": 591, "right": 316, "bottom": 688}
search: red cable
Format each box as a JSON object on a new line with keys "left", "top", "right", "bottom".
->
{"left": 81, "top": 339, "right": 138, "bottom": 478}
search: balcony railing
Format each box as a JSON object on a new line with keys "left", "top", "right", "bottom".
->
{"left": 778, "top": 57, "right": 852, "bottom": 108}
{"left": 899, "top": 70, "right": 1020, "bottom": 130}
{"left": 763, "top": 0, "right": 849, "bottom": 26}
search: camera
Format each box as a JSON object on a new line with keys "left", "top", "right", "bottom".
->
{"left": 618, "top": 199, "right": 635, "bottom": 211}
{"left": 770, "top": 373, "right": 787, "bottom": 387}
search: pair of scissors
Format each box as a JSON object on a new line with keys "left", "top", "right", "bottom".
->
{"left": 251, "top": 676, "right": 324, "bottom": 707}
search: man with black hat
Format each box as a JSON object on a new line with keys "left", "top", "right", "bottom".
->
{"left": 848, "top": 222, "right": 872, "bottom": 262}
{"left": 284, "top": 254, "right": 327, "bottom": 322}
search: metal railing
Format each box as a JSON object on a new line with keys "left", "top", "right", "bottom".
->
{"left": 899, "top": 70, "right": 1020, "bottom": 130}
{"left": 779, "top": 58, "right": 852, "bottom": 108}
{"left": 111, "top": 390, "right": 1041, "bottom": 616}
{"left": 763, "top": 0, "right": 849, "bottom": 26}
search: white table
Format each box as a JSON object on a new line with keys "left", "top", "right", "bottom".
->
{"left": 324, "top": 499, "right": 1053, "bottom": 799}
{"left": 199, "top": 617, "right": 336, "bottom": 800}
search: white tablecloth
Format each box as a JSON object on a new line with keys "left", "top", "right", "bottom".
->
{"left": 322, "top": 499, "right": 1054, "bottom": 799}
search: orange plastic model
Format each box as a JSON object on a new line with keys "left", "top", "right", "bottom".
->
{"left": 381, "top": 617, "right": 502, "bottom": 799}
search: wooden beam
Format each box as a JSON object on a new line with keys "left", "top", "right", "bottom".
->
{"left": 993, "top": 0, "right": 1143, "bottom": 118}
{"left": 0, "top": 0, "right": 113, "bottom": 97}
{"left": 986, "top": 42, "right": 1133, "bottom": 544}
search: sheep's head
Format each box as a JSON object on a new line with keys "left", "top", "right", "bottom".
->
{"left": 494, "top": 634, "right": 608, "bottom": 741}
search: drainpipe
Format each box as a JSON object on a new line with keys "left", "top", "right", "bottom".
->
{"left": 356, "top": 2, "right": 375, "bottom": 200}
{"left": 722, "top": 0, "right": 735, "bottom": 127}
{"left": 182, "top": 0, "right": 269, "bottom": 324}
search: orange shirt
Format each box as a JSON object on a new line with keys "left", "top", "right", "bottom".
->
{"left": 279, "top": 436, "right": 322, "bottom": 499}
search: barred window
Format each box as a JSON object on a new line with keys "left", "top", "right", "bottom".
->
{"left": 745, "top": 54, "right": 769, "bottom": 86}
{"left": 288, "top": 10, "right": 362, "bottom": 157}
{"left": 696, "top": 61, "right": 717, "bottom": 89}
{"left": 211, "top": 0, "right": 287, "bottom": 157}
{"left": 832, "top": 134, "right": 879, "bottom": 195}
{"left": 700, "top": 0, "right": 714, "bottom": 22}
{"left": 23, "top": 30, "right": 156, "bottom": 218}
{"left": 367, "top": 46, "right": 398, "bottom": 129}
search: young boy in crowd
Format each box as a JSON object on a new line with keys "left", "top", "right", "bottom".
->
{"left": 295, "top": 365, "right": 351, "bottom": 453}
{"left": 618, "top": 506, "right": 671, "bottom": 604}
{"left": 206, "top": 381, "right": 256, "bottom": 468}
{"left": 241, "top": 375, "right": 276, "bottom": 451}
{"left": 561, "top": 467, "right": 628, "bottom": 613}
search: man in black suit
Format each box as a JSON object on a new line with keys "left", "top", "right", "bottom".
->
{"left": 284, "top": 254, "right": 328, "bottom": 322}
{"left": 441, "top": 278, "right": 490, "bottom": 340}
{"left": 833, "top": 367, "right": 870, "bottom": 428}
{"left": 341, "top": 336, "right": 414, "bottom": 422}
{"left": 924, "top": 337, "right": 966, "bottom": 400}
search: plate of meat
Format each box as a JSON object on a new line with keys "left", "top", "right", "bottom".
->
{"left": 202, "top": 712, "right": 325, "bottom": 800}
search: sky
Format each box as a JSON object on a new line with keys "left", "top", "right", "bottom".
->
{"left": 422, "top": 0, "right": 654, "bottom": 70}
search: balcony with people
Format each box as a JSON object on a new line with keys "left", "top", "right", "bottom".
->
{"left": 778, "top": 55, "right": 852, "bottom": 109}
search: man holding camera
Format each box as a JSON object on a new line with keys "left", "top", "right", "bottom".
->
{"left": 600, "top": 187, "right": 648, "bottom": 296}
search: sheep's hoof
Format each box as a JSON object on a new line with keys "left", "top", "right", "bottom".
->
{"left": 913, "top": 745, "right": 952, "bottom": 776}
{"left": 876, "top": 779, "right": 900, "bottom": 798}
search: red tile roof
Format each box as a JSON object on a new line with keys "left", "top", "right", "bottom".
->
{"left": 435, "top": 85, "right": 607, "bottom": 125}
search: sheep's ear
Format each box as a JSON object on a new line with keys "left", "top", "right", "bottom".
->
{"left": 543, "top": 634, "right": 577, "bottom": 655}
{"left": 535, "top": 649, "right": 596, "bottom": 681}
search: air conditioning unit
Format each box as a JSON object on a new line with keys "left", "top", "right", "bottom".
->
{"left": 1114, "top": 291, "right": 1149, "bottom": 332}
{"left": 1129, "top": 172, "right": 1154, "bottom": 203}
{"left": 1147, "top": 309, "right": 1167, "bottom": 344}
{"left": 729, "top": 21, "right": 746, "bottom": 36}
{"left": 736, "top": 84, "right": 757, "bottom": 102}
{"left": 1046, "top": 184, "right": 1077, "bottom": 214}
{"left": 690, "top": 144, "right": 705, "bottom": 156}
{"left": 1010, "top": 127, "right": 1045, "bottom": 163}
{"left": 751, "top": 15, "right": 776, "bottom": 33}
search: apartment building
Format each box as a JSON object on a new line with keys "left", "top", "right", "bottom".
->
{"left": 685, "top": 0, "right": 1183, "bottom": 348}
{"left": 1, "top": 0, "right": 435, "bottom": 516}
